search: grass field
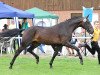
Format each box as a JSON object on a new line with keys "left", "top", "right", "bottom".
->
{"left": 0, "top": 54, "right": 100, "bottom": 75}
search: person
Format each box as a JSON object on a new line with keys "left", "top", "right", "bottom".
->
{"left": 2, "top": 24, "right": 9, "bottom": 53}
{"left": 22, "top": 18, "right": 30, "bottom": 30}
{"left": 19, "top": 21, "right": 22, "bottom": 29}
{"left": 37, "top": 44, "right": 45, "bottom": 53}
{"left": 36, "top": 21, "right": 46, "bottom": 54}
{"left": 9, "top": 20, "right": 21, "bottom": 51}
{"left": 67, "top": 33, "right": 77, "bottom": 56}
{"left": 21, "top": 18, "right": 30, "bottom": 54}
{"left": 2, "top": 24, "right": 9, "bottom": 31}
{"left": 9, "top": 20, "right": 16, "bottom": 29}
{"left": 79, "top": 21, "right": 100, "bottom": 64}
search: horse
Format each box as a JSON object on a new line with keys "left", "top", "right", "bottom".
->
{"left": 9, "top": 16, "right": 94, "bottom": 69}
{"left": 0, "top": 28, "right": 24, "bottom": 53}
{"left": 0, "top": 28, "right": 24, "bottom": 37}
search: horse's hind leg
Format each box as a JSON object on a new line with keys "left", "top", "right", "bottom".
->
{"left": 9, "top": 45, "right": 25, "bottom": 69}
{"left": 49, "top": 45, "right": 62, "bottom": 68}
{"left": 76, "top": 48, "right": 83, "bottom": 65}
{"left": 27, "top": 43, "right": 40, "bottom": 64}
{"left": 66, "top": 43, "right": 83, "bottom": 65}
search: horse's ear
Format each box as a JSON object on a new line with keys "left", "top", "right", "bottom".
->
{"left": 83, "top": 18, "right": 87, "bottom": 22}
{"left": 82, "top": 15, "right": 89, "bottom": 22}
{"left": 86, "top": 15, "right": 89, "bottom": 19}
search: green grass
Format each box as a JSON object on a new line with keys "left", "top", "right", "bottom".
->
{"left": 0, "top": 54, "right": 100, "bottom": 75}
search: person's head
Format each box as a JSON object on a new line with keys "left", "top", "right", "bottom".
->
{"left": 94, "top": 21, "right": 99, "bottom": 28}
{"left": 3, "top": 24, "right": 8, "bottom": 29}
{"left": 23, "top": 18, "right": 27, "bottom": 23}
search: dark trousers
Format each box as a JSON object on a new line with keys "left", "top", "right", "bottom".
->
{"left": 86, "top": 41, "right": 100, "bottom": 55}
{"left": 86, "top": 41, "right": 100, "bottom": 64}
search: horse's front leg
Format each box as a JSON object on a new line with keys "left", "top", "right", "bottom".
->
{"left": 49, "top": 45, "right": 62, "bottom": 68}
{"left": 9, "top": 46, "right": 24, "bottom": 69}
{"left": 65, "top": 42, "right": 83, "bottom": 65}
{"left": 49, "top": 50, "right": 58, "bottom": 68}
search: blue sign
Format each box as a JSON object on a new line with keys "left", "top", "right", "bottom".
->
{"left": 83, "top": 7, "right": 93, "bottom": 22}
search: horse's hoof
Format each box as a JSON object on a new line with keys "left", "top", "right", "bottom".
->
{"left": 50, "top": 65, "right": 53, "bottom": 69}
{"left": 98, "top": 62, "right": 100, "bottom": 64}
{"left": 36, "top": 59, "right": 39, "bottom": 64}
{"left": 36, "top": 60, "right": 39, "bottom": 64}
{"left": 80, "top": 61, "right": 83, "bottom": 65}
{"left": 36, "top": 61, "right": 39, "bottom": 64}
{"left": 49, "top": 63, "right": 53, "bottom": 69}
{"left": 9, "top": 66, "right": 12, "bottom": 69}
{"left": 36, "top": 57, "right": 39, "bottom": 64}
{"left": 81, "top": 63, "right": 83, "bottom": 65}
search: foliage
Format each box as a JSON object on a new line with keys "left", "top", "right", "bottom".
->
{"left": 0, "top": 55, "right": 100, "bottom": 75}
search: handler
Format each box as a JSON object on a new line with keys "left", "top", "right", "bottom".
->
{"left": 79, "top": 21, "right": 100, "bottom": 64}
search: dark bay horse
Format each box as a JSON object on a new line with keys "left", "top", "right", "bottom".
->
{"left": 0, "top": 28, "right": 24, "bottom": 37}
{"left": 0, "top": 28, "right": 24, "bottom": 51}
{"left": 9, "top": 16, "right": 94, "bottom": 69}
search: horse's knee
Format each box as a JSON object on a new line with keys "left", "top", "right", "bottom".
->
{"left": 75, "top": 49, "right": 80, "bottom": 54}
{"left": 15, "top": 50, "right": 21, "bottom": 54}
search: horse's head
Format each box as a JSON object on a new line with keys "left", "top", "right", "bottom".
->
{"left": 79, "top": 16, "right": 94, "bottom": 34}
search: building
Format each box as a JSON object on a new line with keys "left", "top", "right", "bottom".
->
{"left": 0, "top": 0, "right": 100, "bottom": 23}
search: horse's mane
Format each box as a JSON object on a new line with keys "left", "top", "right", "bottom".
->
{"left": 66, "top": 16, "right": 82, "bottom": 21}
{"left": 55, "top": 16, "right": 82, "bottom": 27}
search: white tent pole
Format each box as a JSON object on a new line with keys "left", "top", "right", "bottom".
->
{"left": 15, "top": 17, "right": 19, "bottom": 28}
{"left": 32, "top": 18, "right": 35, "bottom": 26}
{"left": 56, "top": 18, "right": 58, "bottom": 24}
{"left": 13, "top": 17, "right": 19, "bottom": 28}
{"left": 42, "top": 19, "right": 43, "bottom": 27}
{"left": 49, "top": 18, "right": 52, "bottom": 27}
{"left": 14, "top": 17, "right": 21, "bottom": 46}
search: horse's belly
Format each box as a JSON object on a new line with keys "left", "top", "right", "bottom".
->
{"left": 33, "top": 30, "right": 68, "bottom": 44}
{"left": 34, "top": 34, "right": 61, "bottom": 44}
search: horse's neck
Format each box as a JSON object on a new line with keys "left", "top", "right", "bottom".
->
{"left": 72, "top": 24, "right": 79, "bottom": 31}
{"left": 60, "top": 23, "right": 78, "bottom": 34}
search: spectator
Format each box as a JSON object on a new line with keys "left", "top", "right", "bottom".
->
{"left": 67, "top": 33, "right": 77, "bottom": 56}
{"left": 9, "top": 20, "right": 16, "bottom": 29}
{"left": 37, "top": 44, "right": 45, "bottom": 53}
{"left": 22, "top": 18, "right": 30, "bottom": 30}
{"left": 2, "top": 24, "right": 9, "bottom": 31}
{"left": 2, "top": 24, "right": 9, "bottom": 53}
{"left": 21, "top": 18, "right": 30, "bottom": 54}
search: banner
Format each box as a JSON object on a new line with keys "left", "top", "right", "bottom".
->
{"left": 83, "top": 7, "right": 93, "bottom": 22}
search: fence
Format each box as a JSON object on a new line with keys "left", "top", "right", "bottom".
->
{"left": 0, "top": 37, "right": 93, "bottom": 56}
